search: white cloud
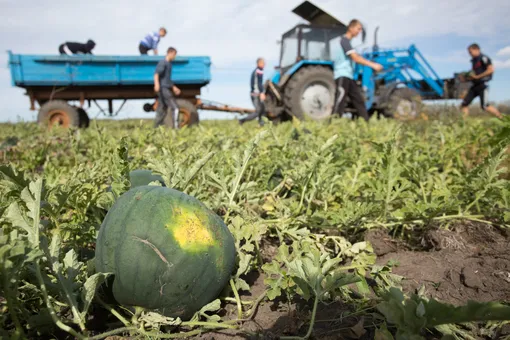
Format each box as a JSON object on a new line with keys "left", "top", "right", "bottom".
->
{"left": 493, "top": 46, "right": 510, "bottom": 69}
{"left": 1, "top": 0, "right": 509, "bottom": 66}
{"left": 426, "top": 50, "right": 468, "bottom": 64}
{"left": 496, "top": 46, "right": 510, "bottom": 57}
{"left": 494, "top": 59, "right": 510, "bottom": 69}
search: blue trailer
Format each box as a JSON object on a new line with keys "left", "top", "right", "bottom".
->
{"left": 263, "top": 1, "right": 470, "bottom": 122}
{"left": 7, "top": 51, "right": 254, "bottom": 128}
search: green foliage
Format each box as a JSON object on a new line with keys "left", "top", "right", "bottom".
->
{"left": 0, "top": 115, "right": 509, "bottom": 339}
{"left": 376, "top": 287, "right": 510, "bottom": 339}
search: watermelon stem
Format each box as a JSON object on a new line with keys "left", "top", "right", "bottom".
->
{"left": 223, "top": 297, "right": 254, "bottom": 305}
{"left": 88, "top": 327, "right": 138, "bottom": 339}
{"left": 35, "top": 261, "right": 86, "bottom": 340}
{"left": 280, "top": 294, "right": 319, "bottom": 340}
{"left": 95, "top": 295, "right": 131, "bottom": 327}
{"left": 131, "top": 306, "right": 144, "bottom": 325}
{"left": 229, "top": 279, "right": 243, "bottom": 319}
{"left": 227, "top": 290, "right": 267, "bottom": 322}
{"left": 181, "top": 321, "right": 237, "bottom": 329}
{"left": 140, "top": 328, "right": 208, "bottom": 338}
{"left": 255, "top": 241, "right": 263, "bottom": 265}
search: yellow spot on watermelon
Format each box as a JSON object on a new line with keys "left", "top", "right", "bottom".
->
{"left": 169, "top": 210, "right": 214, "bottom": 251}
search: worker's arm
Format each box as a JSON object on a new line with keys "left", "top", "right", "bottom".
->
{"left": 168, "top": 64, "right": 180, "bottom": 95}
{"left": 341, "top": 37, "right": 382, "bottom": 72}
{"left": 154, "top": 60, "right": 164, "bottom": 92}
{"left": 349, "top": 52, "right": 382, "bottom": 71}
{"left": 153, "top": 73, "right": 160, "bottom": 92}
{"left": 152, "top": 33, "right": 159, "bottom": 55}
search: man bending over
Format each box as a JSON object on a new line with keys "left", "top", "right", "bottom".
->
{"left": 139, "top": 27, "right": 167, "bottom": 55}
{"left": 59, "top": 40, "right": 96, "bottom": 55}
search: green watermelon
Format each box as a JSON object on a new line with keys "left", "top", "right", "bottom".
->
{"left": 94, "top": 185, "right": 236, "bottom": 320}
{"left": 129, "top": 169, "right": 165, "bottom": 188}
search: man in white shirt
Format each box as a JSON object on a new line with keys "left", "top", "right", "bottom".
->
{"left": 332, "top": 19, "right": 383, "bottom": 121}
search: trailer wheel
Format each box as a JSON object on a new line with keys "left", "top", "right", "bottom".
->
{"left": 283, "top": 66, "right": 336, "bottom": 121}
{"left": 163, "top": 99, "right": 199, "bottom": 128}
{"left": 38, "top": 100, "right": 80, "bottom": 128}
{"left": 76, "top": 108, "right": 90, "bottom": 128}
{"left": 387, "top": 88, "right": 423, "bottom": 120}
{"left": 143, "top": 103, "right": 154, "bottom": 112}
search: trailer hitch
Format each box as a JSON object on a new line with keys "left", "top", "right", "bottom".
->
{"left": 196, "top": 99, "right": 255, "bottom": 114}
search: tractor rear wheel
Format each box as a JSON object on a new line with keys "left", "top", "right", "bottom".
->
{"left": 38, "top": 100, "right": 80, "bottom": 128}
{"left": 386, "top": 88, "right": 423, "bottom": 120}
{"left": 163, "top": 99, "right": 199, "bottom": 128}
{"left": 283, "top": 66, "right": 336, "bottom": 121}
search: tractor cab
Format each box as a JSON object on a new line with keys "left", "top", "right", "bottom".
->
{"left": 278, "top": 24, "right": 346, "bottom": 74}
{"left": 277, "top": 1, "right": 348, "bottom": 74}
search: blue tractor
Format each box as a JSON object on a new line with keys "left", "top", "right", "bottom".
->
{"left": 263, "top": 1, "right": 469, "bottom": 122}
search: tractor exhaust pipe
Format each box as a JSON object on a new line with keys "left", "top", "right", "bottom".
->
{"left": 373, "top": 26, "right": 380, "bottom": 53}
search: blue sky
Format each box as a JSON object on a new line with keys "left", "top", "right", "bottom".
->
{"left": 1, "top": 0, "right": 509, "bottom": 123}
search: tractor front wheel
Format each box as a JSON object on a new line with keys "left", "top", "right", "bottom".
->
{"left": 386, "top": 88, "right": 423, "bottom": 120}
{"left": 283, "top": 66, "right": 336, "bottom": 121}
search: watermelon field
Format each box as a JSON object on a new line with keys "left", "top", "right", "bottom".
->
{"left": 1, "top": 108, "right": 510, "bottom": 340}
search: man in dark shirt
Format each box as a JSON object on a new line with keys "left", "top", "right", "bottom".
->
{"left": 239, "top": 58, "right": 266, "bottom": 126}
{"left": 332, "top": 19, "right": 382, "bottom": 121}
{"left": 153, "top": 47, "right": 181, "bottom": 128}
{"left": 59, "top": 40, "right": 96, "bottom": 55}
{"left": 460, "top": 43, "right": 502, "bottom": 119}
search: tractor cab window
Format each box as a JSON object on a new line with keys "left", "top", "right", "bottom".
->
{"left": 280, "top": 28, "right": 299, "bottom": 70}
{"left": 300, "top": 27, "right": 329, "bottom": 60}
{"left": 279, "top": 25, "right": 346, "bottom": 70}
{"left": 329, "top": 35, "right": 342, "bottom": 61}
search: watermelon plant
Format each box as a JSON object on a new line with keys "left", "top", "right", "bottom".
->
{"left": 0, "top": 112, "right": 509, "bottom": 339}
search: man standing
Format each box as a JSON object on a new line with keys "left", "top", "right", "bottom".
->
{"left": 154, "top": 47, "right": 181, "bottom": 128}
{"left": 59, "top": 40, "right": 96, "bottom": 55}
{"left": 239, "top": 57, "right": 266, "bottom": 126}
{"left": 332, "top": 19, "right": 382, "bottom": 121}
{"left": 460, "top": 43, "right": 503, "bottom": 119}
{"left": 139, "top": 27, "right": 167, "bottom": 55}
